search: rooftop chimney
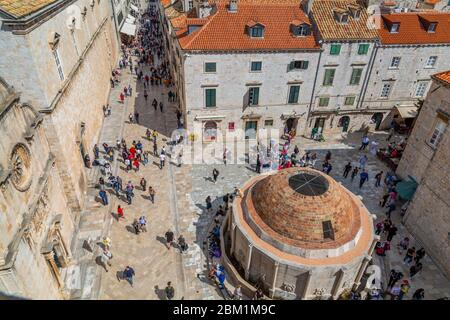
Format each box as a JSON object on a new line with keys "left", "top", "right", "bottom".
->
{"left": 303, "top": 0, "right": 314, "bottom": 14}
{"left": 229, "top": 0, "right": 238, "bottom": 12}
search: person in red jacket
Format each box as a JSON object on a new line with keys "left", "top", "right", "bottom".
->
{"left": 117, "top": 205, "right": 124, "bottom": 221}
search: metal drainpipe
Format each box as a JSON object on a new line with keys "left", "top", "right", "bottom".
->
{"left": 357, "top": 41, "right": 379, "bottom": 110}
{"left": 306, "top": 48, "right": 323, "bottom": 130}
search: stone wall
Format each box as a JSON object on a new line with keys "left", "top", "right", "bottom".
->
{"left": 399, "top": 80, "right": 450, "bottom": 278}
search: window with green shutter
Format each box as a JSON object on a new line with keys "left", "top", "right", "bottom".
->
{"left": 330, "top": 44, "right": 341, "bottom": 55}
{"left": 349, "top": 68, "right": 363, "bottom": 85}
{"left": 358, "top": 44, "right": 369, "bottom": 55}
{"left": 288, "top": 85, "right": 300, "bottom": 103}
{"left": 248, "top": 87, "right": 260, "bottom": 105}
{"left": 205, "top": 88, "right": 216, "bottom": 107}
{"left": 344, "top": 96, "right": 356, "bottom": 105}
{"left": 204, "top": 62, "right": 216, "bottom": 73}
{"left": 289, "top": 60, "right": 309, "bottom": 71}
{"left": 323, "top": 69, "right": 335, "bottom": 86}
{"left": 319, "top": 97, "right": 330, "bottom": 107}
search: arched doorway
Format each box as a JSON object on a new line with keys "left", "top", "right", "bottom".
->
{"left": 203, "top": 121, "right": 218, "bottom": 141}
{"left": 371, "top": 113, "right": 383, "bottom": 130}
{"left": 338, "top": 116, "right": 350, "bottom": 132}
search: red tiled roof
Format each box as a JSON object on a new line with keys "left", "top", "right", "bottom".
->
{"left": 425, "top": 0, "right": 441, "bottom": 4}
{"left": 379, "top": 12, "right": 450, "bottom": 45}
{"left": 433, "top": 70, "right": 450, "bottom": 85}
{"left": 176, "top": 0, "right": 319, "bottom": 51}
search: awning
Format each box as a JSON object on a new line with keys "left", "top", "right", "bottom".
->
{"left": 130, "top": 4, "right": 139, "bottom": 12}
{"left": 395, "top": 106, "right": 418, "bottom": 119}
{"left": 194, "top": 115, "right": 225, "bottom": 121}
{"left": 120, "top": 22, "right": 136, "bottom": 36}
{"left": 397, "top": 178, "right": 418, "bottom": 201}
{"left": 126, "top": 15, "right": 136, "bottom": 23}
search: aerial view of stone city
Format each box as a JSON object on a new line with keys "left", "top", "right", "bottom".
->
{"left": 0, "top": 0, "right": 449, "bottom": 303}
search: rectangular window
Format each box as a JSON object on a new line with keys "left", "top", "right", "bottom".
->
{"left": 330, "top": 44, "right": 341, "bottom": 55}
{"left": 188, "top": 0, "right": 194, "bottom": 10}
{"left": 228, "top": 122, "right": 235, "bottom": 131}
{"left": 204, "top": 62, "right": 216, "bottom": 73}
{"left": 251, "top": 61, "right": 262, "bottom": 72}
{"left": 323, "top": 69, "right": 336, "bottom": 86}
{"left": 248, "top": 87, "right": 260, "bottom": 105}
{"left": 390, "top": 57, "right": 401, "bottom": 69}
{"left": 429, "top": 118, "right": 447, "bottom": 147}
{"left": 349, "top": 68, "right": 363, "bottom": 85}
{"left": 53, "top": 49, "right": 64, "bottom": 81}
{"left": 358, "top": 44, "right": 369, "bottom": 55}
{"left": 251, "top": 26, "right": 264, "bottom": 37}
{"left": 425, "top": 56, "right": 437, "bottom": 68}
{"left": 318, "top": 97, "right": 330, "bottom": 107}
{"left": 415, "top": 82, "right": 428, "bottom": 98}
{"left": 322, "top": 220, "right": 335, "bottom": 240}
{"left": 289, "top": 60, "right": 309, "bottom": 70}
{"left": 264, "top": 119, "right": 274, "bottom": 127}
{"left": 205, "top": 88, "right": 216, "bottom": 107}
{"left": 344, "top": 96, "right": 356, "bottom": 106}
{"left": 288, "top": 85, "right": 300, "bottom": 104}
{"left": 380, "top": 83, "right": 392, "bottom": 98}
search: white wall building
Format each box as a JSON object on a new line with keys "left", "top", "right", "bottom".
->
{"left": 363, "top": 12, "right": 450, "bottom": 129}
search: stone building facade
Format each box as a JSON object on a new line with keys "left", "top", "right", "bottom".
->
{"left": 396, "top": 71, "right": 450, "bottom": 278}
{"left": 160, "top": 0, "right": 450, "bottom": 141}
{"left": 0, "top": 0, "right": 118, "bottom": 298}
{"left": 221, "top": 168, "right": 376, "bottom": 299}
{"left": 362, "top": 12, "right": 450, "bottom": 130}
{"left": 0, "top": 79, "right": 75, "bottom": 299}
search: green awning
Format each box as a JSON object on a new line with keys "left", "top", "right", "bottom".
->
{"left": 397, "top": 177, "right": 418, "bottom": 201}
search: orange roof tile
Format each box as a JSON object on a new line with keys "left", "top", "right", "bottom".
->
{"left": 0, "top": 0, "right": 57, "bottom": 18}
{"left": 160, "top": 0, "right": 171, "bottom": 7}
{"left": 379, "top": 12, "right": 450, "bottom": 45}
{"left": 175, "top": 0, "right": 319, "bottom": 51}
{"left": 311, "top": 0, "right": 379, "bottom": 41}
{"left": 425, "top": 0, "right": 441, "bottom": 4}
{"left": 433, "top": 70, "right": 450, "bottom": 85}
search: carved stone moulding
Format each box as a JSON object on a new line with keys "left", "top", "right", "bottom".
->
{"left": 10, "top": 143, "right": 32, "bottom": 192}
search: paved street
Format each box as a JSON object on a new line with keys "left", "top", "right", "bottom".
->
{"left": 67, "top": 2, "right": 450, "bottom": 301}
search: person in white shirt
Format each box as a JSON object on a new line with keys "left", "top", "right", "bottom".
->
{"left": 159, "top": 153, "right": 165, "bottom": 169}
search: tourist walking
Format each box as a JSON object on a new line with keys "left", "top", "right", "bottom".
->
{"left": 159, "top": 153, "right": 166, "bottom": 169}
{"left": 148, "top": 186, "right": 155, "bottom": 204}
{"left": 359, "top": 170, "right": 369, "bottom": 188}
{"left": 178, "top": 235, "right": 188, "bottom": 253}
{"left": 387, "top": 269, "right": 403, "bottom": 289}
{"left": 358, "top": 154, "right": 368, "bottom": 170}
{"left": 99, "top": 248, "right": 113, "bottom": 272}
{"left": 99, "top": 190, "right": 108, "bottom": 206}
{"left": 404, "top": 247, "right": 416, "bottom": 264}
{"left": 165, "top": 230, "right": 174, "bottom": 250}
{"left": 359, "top": 135, "right": 370, "bottom": 150}
{"left": 233, "top": 285, "right": 243, "bottom": 300}
{"left": 206, "top": 195, "right": 212, "bottom": 212}
{"left": 121, "top": 266, "right": 135, "bottom": 287}
{"left": 140, "top": 177, "right": 147, "bottom": 192}
{"left": 117, "top": 205, "right": 124, "bottom": 220}
{"left": 212, "top": 168, "right": 219, "bottom": 183}
{"left": 351, "top": 167, "right": 359, "bottom": 182}
{"left": 375, "top": 171, "right": 383, "bottom": 187}
{"left": 165, "top": 282, "right": 175, "bottom": 300}
{"left": 343, "top": 162, "right": 352, "bottom": 178}
{"left": 386, "top": 224, "right": 398, "bottom": 242}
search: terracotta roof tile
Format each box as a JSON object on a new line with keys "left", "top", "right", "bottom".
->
{"left": 311, "top": 0, "right": 379, "bottom": 41}
{"left": 174, "top": 0, "right": 319, "bottom": 51}
{"left": 433, "top": 70, "right": 450, "bottom": 85}
{"left": 379, "top": 12, "right": 450, "bottom": 45}
{"left": 0, "top": 0, "right": 57, "bottom": 18}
